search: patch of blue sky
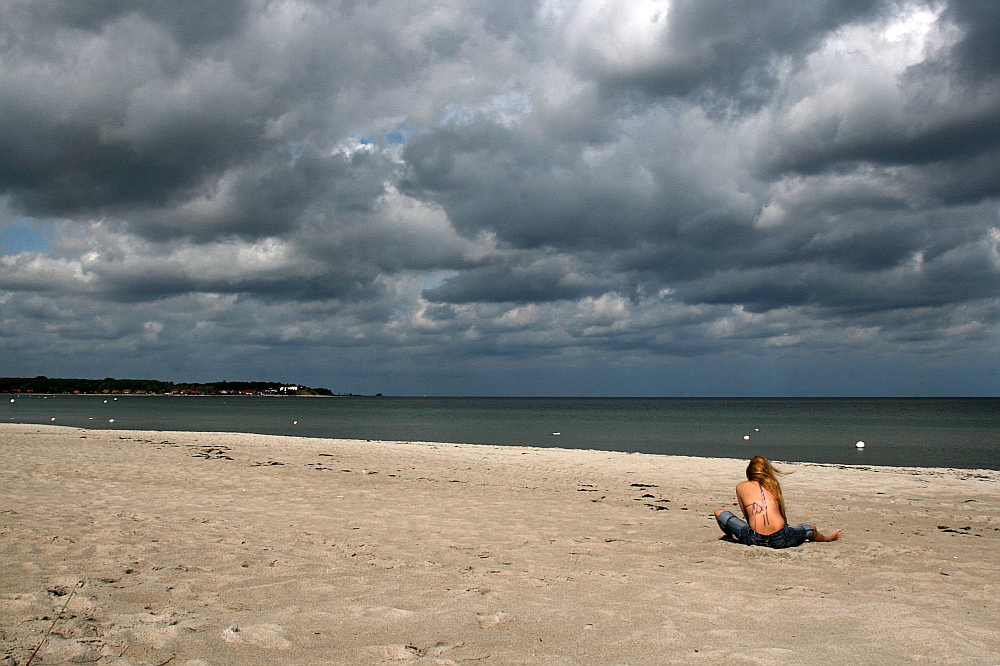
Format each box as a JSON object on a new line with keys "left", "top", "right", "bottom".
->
{"left": 422, "top": 270, "right": 459, "bottom": 291}
{"left": 386, "top": 123, "right": 412, "bottom": 145}
{"left": 439, "top": 105, "right": 478, "bottom": 126}
{"left": 287, "top": 140, "right": 306, "bottom": 166}
{"left": 344, "top": 124, "right": 413, "bottom": 149}
{"left": 1, "top": 219, "right": 54, "bottom": 255}
{"left": 438, "top": 91, "right": 533, "bottom": 128}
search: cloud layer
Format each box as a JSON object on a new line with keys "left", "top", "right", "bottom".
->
{"left": 1, "top": 0, "right": 998, "bottom": 395}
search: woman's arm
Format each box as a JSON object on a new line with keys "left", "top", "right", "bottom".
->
{"left": 735, "top": 481, "right": 751, "bottom": 521}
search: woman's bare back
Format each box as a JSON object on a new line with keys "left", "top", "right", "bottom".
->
{"left": 735, "top": 480, "right": 784, "bottom": 535}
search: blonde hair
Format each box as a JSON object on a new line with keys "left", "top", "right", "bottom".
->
{"left": 746, "top": 456, "right": 787, "bottom": 520}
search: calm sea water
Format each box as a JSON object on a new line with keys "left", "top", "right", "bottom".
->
{"left": 3, "top": 395, "right": 998, "bottom": 470}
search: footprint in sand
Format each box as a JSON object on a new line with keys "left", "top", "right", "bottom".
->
{"left": 421, "top": 640, "right": 465, "bottom": 656}
{"left": 361, "top": 606, "right": 415, "bottom": 619}
{"left": 221, "top": 623, "right": 292, "bottom": 649}
{"left": 475, "top": 610, "right": 512, "bottom": 628}
{"left": 367, "top": 641, "right": 465, "bottom": 660}
{"left": 367, "top": 644, "right": 419, "bottom": 660}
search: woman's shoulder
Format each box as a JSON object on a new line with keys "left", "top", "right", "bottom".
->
{"left": 736, "top": 480, "right": 757, "bottom": 492}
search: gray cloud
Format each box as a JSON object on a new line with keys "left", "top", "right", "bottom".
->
{"left": 0, "top": 0, "right": 997, "bottom": 395}
{"left": 942, "top": 0, "right": 1000, "bottom": 81}
{"left": 25, "top": 0, "right": 251, "bottom": 46}
{"left": 581, "top": 0, "right": 885, "bottom": 113}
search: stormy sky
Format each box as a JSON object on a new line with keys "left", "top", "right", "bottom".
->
{"left": 1, "top": 0, "right": 998, "bottom": 396}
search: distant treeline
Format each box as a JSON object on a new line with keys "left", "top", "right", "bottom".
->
{"left": 0, "top": 376, "right": 338, "bottom": 396}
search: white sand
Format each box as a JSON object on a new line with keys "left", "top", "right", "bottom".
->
{"left": 2, "top": 423, "right": 999, "bottom": 665}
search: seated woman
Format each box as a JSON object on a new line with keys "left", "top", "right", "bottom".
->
{"left": 714, "top": 456, "right": 843, "bottom": 548}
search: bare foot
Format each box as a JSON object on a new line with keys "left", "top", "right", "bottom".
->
{"left": 812, "top": 527, "right": 843, "bottom": 542}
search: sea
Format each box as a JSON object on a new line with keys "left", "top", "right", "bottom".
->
{"left": 3, "top": 395, "right": 998, "bottom": 470}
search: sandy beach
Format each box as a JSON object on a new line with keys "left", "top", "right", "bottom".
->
{"left": 2, "top": 423, "right": 998, "bottom": 665}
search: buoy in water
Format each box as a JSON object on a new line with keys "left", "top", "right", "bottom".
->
{"left": 856, "top": 441, "right": 865, "bottom": 449}
{"left": 743, "top": 435, "right": 750, "bottom": 440}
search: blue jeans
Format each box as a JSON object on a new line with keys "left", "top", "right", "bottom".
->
{"left": 716, "top": 511, "right": 814, "bottom": 549}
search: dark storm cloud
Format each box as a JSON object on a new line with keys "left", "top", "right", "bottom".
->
{"left": 760, "top": 86, "right": 1000, "bottom": 181}
{"left": 401, "top": 119, "right": 652, "bottom": 250}
{"left": 941, "top": 0, "right": 1000, "bottom": 81}
{"left": 0, "top": 0, "right": 998, "bottom": 394}
{"left": 423, "top": 252, "right": 615, "bottom": 304}
{"left": 0, "top": 12, "right": 269, "bottom": 218}
{"left": 132, "top": 145, "right": 399, "bottom": 241}
{"left": 577, "top": 0, "right": 884, "bottom": 112}
{"left": 24, "top": 0, "right": 251, "bottom": 46}
{"left": 0, "top": 0, "right": 461, "bottom": 228}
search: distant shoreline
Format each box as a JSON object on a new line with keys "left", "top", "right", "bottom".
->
{"left": 6, "top": 392, "right": 359, "bottom": 397}
{"left": 0, "top": 376, "right": 349, "bottom": 397}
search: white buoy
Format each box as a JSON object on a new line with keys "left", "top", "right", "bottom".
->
{"left": 109, "top": 419, "right": 115, "bottom": 423}
{"left": 552, "top": 432, "right": 561, "bottom": 436}
{"left": 743, "top": 435, "right": 750, "bottom": 440}
{"left": 293, "top": 421, "right": 298, "bottom": 425}
{"left": 856, "top": 440, "right": 865, "bottom": 449}
{"left": 50, "top": 417, "right": 56, "bottom": 421}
